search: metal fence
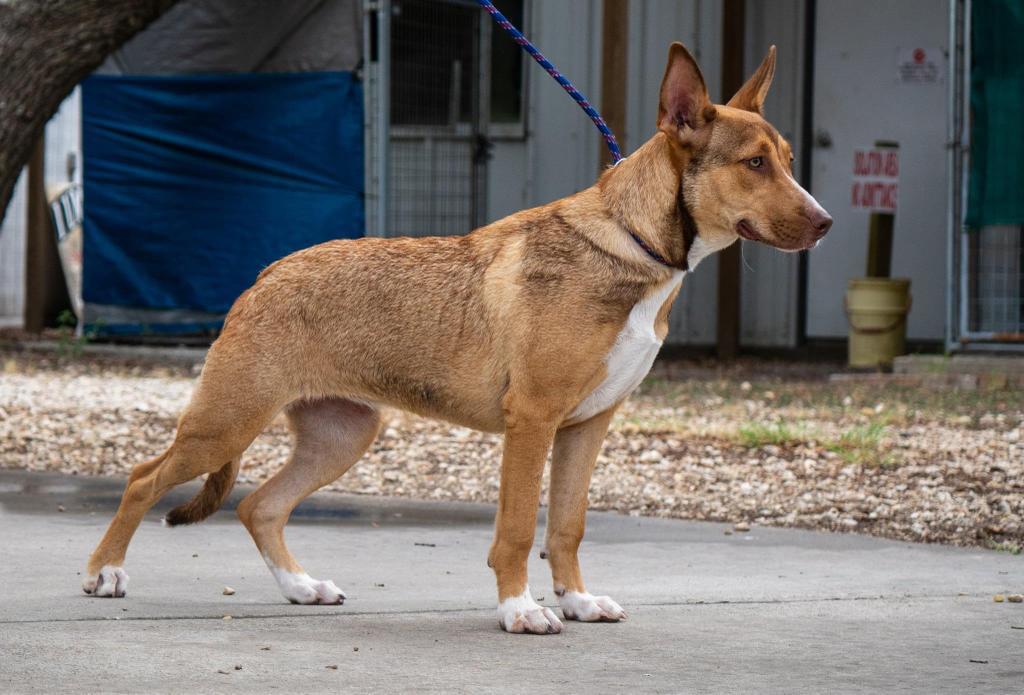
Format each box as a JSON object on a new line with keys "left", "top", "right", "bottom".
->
{"left": 950, "top": 0, "right": 1024, "bottom": 349}
{"left": 964, "top": 225, "right": 1024, "bottom": 340}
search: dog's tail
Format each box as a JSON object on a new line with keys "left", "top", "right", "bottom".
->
{"left": 163, "top": 458, "right": 241, "bottom": 526}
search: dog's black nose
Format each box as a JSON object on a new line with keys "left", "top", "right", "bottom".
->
{"left": 808, "top": 208, "right": 833, "bottom": 237}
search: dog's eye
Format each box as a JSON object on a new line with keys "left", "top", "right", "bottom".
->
{"left": 748, "top": 157, "right": 764, "bottom": 169}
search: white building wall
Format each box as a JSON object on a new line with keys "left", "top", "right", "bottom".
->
{"left": 45, "top": 88, "right": 82, "bottom": 193}
{"left": 0, "top": 174, "right": 27, "bottom": 326}
{"left": 0, "top": 88, "right": 81, "bottom": 327}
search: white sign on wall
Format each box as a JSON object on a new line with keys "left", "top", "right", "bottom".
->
{"left": 851, "top": 148, "right": 899, "bottom": 212}
{"left": 897, "top": 47, "right": 943, "bottom": 84}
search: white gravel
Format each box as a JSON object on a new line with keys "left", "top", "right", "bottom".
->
{"left": 2, "top": 352, "right": 1021, "bottom": 549}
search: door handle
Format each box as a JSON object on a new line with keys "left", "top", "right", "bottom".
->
{"left": 815, "top": 129, "right": 833, "bottom": 148}
{"left": 473, "top": 134, "right": 493, "bottom": 165}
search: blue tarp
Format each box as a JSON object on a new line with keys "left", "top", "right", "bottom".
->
{"left": 82, "top": 71, "right": 364, "bottom": 329}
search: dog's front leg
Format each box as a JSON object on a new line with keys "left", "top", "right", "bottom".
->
{"left": 546, "top": 408, "right": 627, "bottom": 622}
{"left": 489, "top": 414, "right": 562, "bottom": 634}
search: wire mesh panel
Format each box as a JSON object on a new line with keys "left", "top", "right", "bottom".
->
{"left": 387, "top": 0, "right": 485, "bottom": 237}
{"left": 966, "top": 225, "right": 1024, "bottom": 338}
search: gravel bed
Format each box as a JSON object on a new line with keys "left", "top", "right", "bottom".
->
{"left": 2, "top": 351, "right": 1021, "bottom": 549}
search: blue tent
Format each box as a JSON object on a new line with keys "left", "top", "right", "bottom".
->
{"left": 81, "top": 0, "right": 364, "bottom": 334}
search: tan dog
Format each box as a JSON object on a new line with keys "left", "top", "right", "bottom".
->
{"left": 83, "top": 42, "right": 831, "bottom": 634}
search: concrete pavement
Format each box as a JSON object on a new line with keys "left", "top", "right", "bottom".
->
{"left": 0, "top": 470, "right": 1021, "bottom": 693}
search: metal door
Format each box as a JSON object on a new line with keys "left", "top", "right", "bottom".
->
{"left": 806, "top": 0, "right": 950, "bottom": 341}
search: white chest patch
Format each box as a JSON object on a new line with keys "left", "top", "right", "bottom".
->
{"left": 570, "top": 270, "right": 684, "bottom": 422}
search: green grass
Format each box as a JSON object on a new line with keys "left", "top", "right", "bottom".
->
{"left": 826, "top": 422, "right": 897, "bottom": 467}
{"left": 734, "top": 420, "right": 899, "bottom": 468}
{"left": 736, "top": 422, "right": 807, "bottom": 447}
{"left": 987, "top": 540, "right": 1022, "bottom": 555}
{"left": 56, "top": 309, "right": 85, "bottom": 358}
{"left": 832, "top": 422, "right": 885, "bottom": 449}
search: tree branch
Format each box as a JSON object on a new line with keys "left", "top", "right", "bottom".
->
{"left": 0, "top": 0, "right": 180, "bottom": 223}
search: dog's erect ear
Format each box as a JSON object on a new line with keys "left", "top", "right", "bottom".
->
{"left": 727, "top": 45, "right": 777, "bottom": 114}
{"left": 657, "top": 42, "right": 715, "bottom": 140}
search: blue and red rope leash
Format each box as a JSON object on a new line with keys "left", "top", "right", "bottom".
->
{"left": 477, "top": 0, "right": 624, "bottom": 165}
{"left": 478, "top": 1, "right": 682, "bottom": 267}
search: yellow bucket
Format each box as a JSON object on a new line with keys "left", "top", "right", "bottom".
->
{"left": 845, "top": 278, "right": 912, "bottom": 368}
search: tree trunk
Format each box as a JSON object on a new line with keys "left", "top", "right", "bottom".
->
{"left": 0, "top": 0, "right": 179, "bottom": 224}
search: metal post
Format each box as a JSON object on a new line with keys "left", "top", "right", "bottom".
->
{"left": 866, "top": 140, "right": 898, "bottom": 278}
{"left": 375, "top": 0, "right": 391, "bottom": 237}
{"left": 946, "top": 0, "right": 966, "bottom": 352}
{"left": 362, "top": 0, "right": 374, "bottom": 234}
{"left": 473, "top": 7, "right": 492, "bottom": 229}
{"left": 796, "top": 0, "right": 817, "bottom": 347}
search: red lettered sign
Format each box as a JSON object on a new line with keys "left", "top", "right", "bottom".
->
{"left": 851, "top": 148, "right": 898, "bottom": 212}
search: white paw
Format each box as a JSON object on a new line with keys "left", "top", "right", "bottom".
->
{"left": 270, "top": 566, "right": 346, "bottom": 605}
{"left": 496, "top": 587, "right": 563, "bottom": 634}
{"left": 558, "top": 590, "right": 626, "bottom": 622}
{"left": 83, "top": 565, "right": 129, "bottom": 598}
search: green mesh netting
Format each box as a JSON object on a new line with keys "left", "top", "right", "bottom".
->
{"left": 965, "top": 0, "right": 1024, "bottom": 227}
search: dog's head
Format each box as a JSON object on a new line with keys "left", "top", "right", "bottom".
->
{"left": 657, "top": 43, "right": 831, "bottom": 255}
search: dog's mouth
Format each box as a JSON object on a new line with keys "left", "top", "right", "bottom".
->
{"left": 737, "top": 219, "right": 822, "bottom": 252}
{"left": 736, "top": 219, "right": 762, "bottom": 242}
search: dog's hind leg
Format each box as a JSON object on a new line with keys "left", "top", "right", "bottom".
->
{"left": 236, "top": 397, "right": 381, "bottom": 605}
{"left": 545, "top": 408, "right": 626, "bottom": 622}
{"left": 82, "top": 361, "right": 285, "bottom": 598}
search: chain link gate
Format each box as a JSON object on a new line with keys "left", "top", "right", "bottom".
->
{"left": 364, "top": 0, "right": 494, "bottom": 238}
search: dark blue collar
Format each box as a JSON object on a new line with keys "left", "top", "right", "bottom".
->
{"left": 626, "top": 227, "right": 680, "bottom": 269}
{"left": 624, "top": 190, "right": 700, "bottom": 271}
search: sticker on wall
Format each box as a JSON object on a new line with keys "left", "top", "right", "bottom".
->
{"left": 897, "top": 47, "right": 944, "bottom": 84}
